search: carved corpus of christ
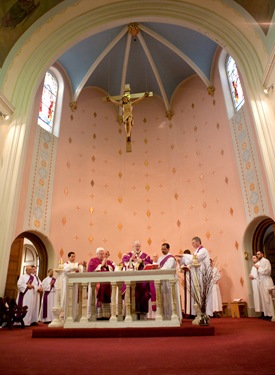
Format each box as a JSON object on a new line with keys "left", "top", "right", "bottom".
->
{"left": 106, "top": 84, "right": 152, "bottom": 152}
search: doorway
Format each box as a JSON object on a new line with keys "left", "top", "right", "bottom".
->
{"left": 252, "top": 218, "right": 275, "bottom": 283}
{"left": 4, "top": 232, "right": 48, "bottom": 299}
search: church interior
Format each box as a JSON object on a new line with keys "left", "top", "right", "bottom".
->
{"left": 0, "top": 1, "right": 275, "bottom": 373}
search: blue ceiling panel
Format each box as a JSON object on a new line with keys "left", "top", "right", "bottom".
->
{"left": 142, "top": 22, "right": 218, "bottom": 79}
{"left": 84, "top": 35, "right": 128, "bottom": 96}
{"left": 141, "top": 31, "right": 196, "bottom": 100}
{"left": 58, "top": 26, "right": 125, "bottom": 94}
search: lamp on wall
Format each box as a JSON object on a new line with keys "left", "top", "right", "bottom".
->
{"left": 0, "top": 111, "right": 9, "bottom": 120}
{"left": 263, "top": 84, "right": 274, "bottom": 94}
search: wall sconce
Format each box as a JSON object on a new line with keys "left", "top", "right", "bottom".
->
{"left": 263, "top": 84, "right": 274, "bottom": 94}
{"left": 244, "top": 251, "right": 249, "bottom": 260}
{"left": 0, "top": 111, "right": 9, "bottom": 120}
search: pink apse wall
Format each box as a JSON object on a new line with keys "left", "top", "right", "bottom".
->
{"left": 16, "top": 73, "right": 249, "bottom": 303}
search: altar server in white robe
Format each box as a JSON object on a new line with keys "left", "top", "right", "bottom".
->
{"left": 16, "top": 265, "right": 36, "bottom": 326}
{"left": 39, "top": 269, "right": 56, "bottom": 323}
{"left": 62, "top": 252, "right": 86, "bottom": 320}
{"left": 249, "top": 255, "right": 262, "bottom": 314}
{"left": 210, "top": 259, "right": 222, "bottom": 317}
{"left": 254, "top": 250, "right": 274, "bottom": 320}
{"left": 30, "top": 265, "right": 43, "bottom": 326}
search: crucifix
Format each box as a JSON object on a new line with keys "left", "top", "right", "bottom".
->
{"left": 106, "top": 84, "right": 153, "bottom": 152}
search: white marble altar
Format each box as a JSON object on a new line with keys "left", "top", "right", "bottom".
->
{"left": 61, "top": 269, "right": 181, "bottom": 328}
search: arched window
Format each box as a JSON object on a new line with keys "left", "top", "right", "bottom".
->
{"left": 226, "top": 55, "right": 245, "bottom": 111}
{"left": 38, "top": 71, "right": 58, "bottom": 133}
{"left": 37, "top": 67, "right": 64, "bottom": 137}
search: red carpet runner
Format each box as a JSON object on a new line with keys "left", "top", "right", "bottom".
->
{"left": 1, "top": 318, "right": 274, "bottom": 375}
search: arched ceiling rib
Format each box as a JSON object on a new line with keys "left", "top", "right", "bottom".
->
{"left": 137, "top": 31, "right": 170, "bottom": 112}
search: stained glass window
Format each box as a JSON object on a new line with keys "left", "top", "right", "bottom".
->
{"left": 226, "top": 55, "right": 245, "bottom": 111}
{"left": 38, "top": 71, "right": 58, "bottom": 133}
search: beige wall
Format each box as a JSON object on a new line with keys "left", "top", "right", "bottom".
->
{"left": 15, "top": 71, "right": 254, "bottom": 304}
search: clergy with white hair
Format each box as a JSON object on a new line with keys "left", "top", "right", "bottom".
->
{"left": 87, "top": 247, "right": 115, "bottom": 319}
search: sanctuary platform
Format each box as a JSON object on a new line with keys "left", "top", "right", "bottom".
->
{"left": 32, "top": 321, "right": 215, "bottom": 338}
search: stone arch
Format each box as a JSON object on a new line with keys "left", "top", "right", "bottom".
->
{"left": 243, "top": 216, "right": 275, "bottom": 313}
{"left": 4, "top": 231, "right": 56, "bottom": 299}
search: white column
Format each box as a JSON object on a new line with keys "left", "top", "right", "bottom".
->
{"left": 66, "top": 283, "right": 74, "bottom": 323}
{"left": 170, "top": 279, "right": 178, "bottom": 321}
{"left": 80, "top": 282, "right": 88, "bottom": 323}
{"left": 49, "top": 269, "right": 64, "bottom": 328}
{"left": 130, "top": 281, "right": 137, "bottom": 320}
{"left": 155, "top": 280, "right": 163, "bottom": 321}
{"left": 109, "top": 282, "right": 117, "bottom": 322}
{"left": 124, "top": 281, "right": 133, "bottom": 322}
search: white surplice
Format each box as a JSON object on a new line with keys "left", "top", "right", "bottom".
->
{"left": 249, "top": 264, "right": 262, "bottom": 312}
{"left": 257, "top": 257, "right": 274, "bottom": 317}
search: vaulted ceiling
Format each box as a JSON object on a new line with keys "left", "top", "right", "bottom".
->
{"left": 54, "top": 2, "right": 274, "bottom": 113}
{"left": 58, "top": 22, "right": 218, "bottom": 113}
{"left": 0, "top": 1, "right": 274, "bottom": 115}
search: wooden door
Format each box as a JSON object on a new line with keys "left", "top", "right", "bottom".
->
{"left": 264, "top": 231, "right": 275, "bottom": 284}
{"left": 4, "top": 238, "right": 23, "bottom": 299}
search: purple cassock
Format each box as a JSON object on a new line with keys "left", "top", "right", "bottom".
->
{"left": 122, "top": 252, "right": 153, "bottom": 314}
{"left": 87, "top": 257, "right": 114, "bottom": 304}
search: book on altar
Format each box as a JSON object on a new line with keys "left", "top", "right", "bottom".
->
{"left": 144, "top": 264, "right": 159, "bottom": 270}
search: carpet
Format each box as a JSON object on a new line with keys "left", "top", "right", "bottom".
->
{"left": 1, "top": 318, "right": 274, "bottom": 375}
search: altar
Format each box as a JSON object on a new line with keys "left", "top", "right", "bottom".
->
{"left": 51, "top": 269, "right": 181, "bottom": 329}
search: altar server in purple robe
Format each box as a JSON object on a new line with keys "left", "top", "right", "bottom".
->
{"left": 122, "top": 240, "right": 152, "bottom": 320}
{"left": 16, "top": 265, "right": 36, "bottom": 326}
{"left": 30, "top": 265, "right": 43, "bottom": 326}
{"left": 39, "top": 269, "right": 56, "bottom": 323}
{"left": 87, "top": 247, "right": 114, "bottom": 319}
